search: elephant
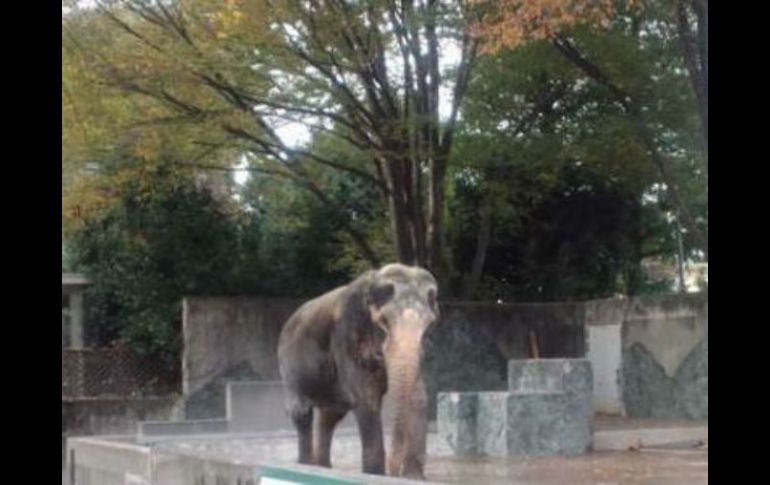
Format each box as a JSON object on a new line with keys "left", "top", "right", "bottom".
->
{"left": 277, "top": 263, "right": 439, "bottom": 479}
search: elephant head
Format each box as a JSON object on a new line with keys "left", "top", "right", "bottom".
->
{"left": 361, "top": 263, "right": 439, "bottom": 478}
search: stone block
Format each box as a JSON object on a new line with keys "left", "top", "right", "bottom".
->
{"left": 474, "top": 391, "right": 511, "bottom": 456}
{"left": 226, "top": 381, "right": 358, "bottom": 432}
{"left": 439, "top": 359, "right": 593, "bottom": 457}
{"left": 226, "top": 381, "right": 293, "bottom": 432}
{"left": 437, "top": 392, "right": 479, "bottom": 455}
{"left": 504, "top": 391, "right": 590, "bottom": 456}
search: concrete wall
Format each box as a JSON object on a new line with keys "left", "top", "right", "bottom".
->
{"left": 182, "top": 297, "right": 585, "bottom": 420}
{"left": 182, "top": 297, "right": 300, "bottom": 418}
{"left": 181, "top": 293, "right": 706, "bottom": 421}
{"left": 584, "top": 293, "right": 708, "bottom": 419}
{"left": 620, "top": 294, "right": 708, "bottom": 419}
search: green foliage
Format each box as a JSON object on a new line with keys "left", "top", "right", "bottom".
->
{"left": 241, "top": 174, "right": 350, "bottom": 298}
{"left": 445, "top": 11, "right": 704, "bottom": 300}
{"left": 239, "top": 134, "right": 392, "bottom": 295}
{"left": 69, "top": 166, "right": 251, "bottom": 366}
{"left": 450, "top": 164, "right": 675, "bottom": 301}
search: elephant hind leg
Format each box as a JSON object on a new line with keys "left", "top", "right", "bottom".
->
{"left": 289, "top": 401, "right": 314, "bottom": 465}
{"left": 313, "top": 407, "right": 348, "bottom": 467}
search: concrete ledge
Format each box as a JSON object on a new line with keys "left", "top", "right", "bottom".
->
{"left": 593, "top": 425, "right": 708, "bottom": 451}
{"left": 138, "top": 418, "right": 229, "bottom": 437}
{"left": 226, "top": 381, "right": 293, "bottom": 432}
{"left": 67, "top": 436, "right": 151, "bottom": 484}
{"left": 225, "top": 381, "right": 359, "bottom": 432}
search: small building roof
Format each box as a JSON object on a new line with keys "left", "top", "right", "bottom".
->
{"left": 62, "top": 273, "right": 91, "bottom": 288}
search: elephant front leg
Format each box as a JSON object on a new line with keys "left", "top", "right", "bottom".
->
{"left": 353, "top": 405, "right": 385, "bottom": 475}
{"left": 313, "top": 407, "right": 348, "bottom": 467}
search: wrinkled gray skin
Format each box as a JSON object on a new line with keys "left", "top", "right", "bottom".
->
{"left": 277, "top": 263, "right": 439, "bottom": 479}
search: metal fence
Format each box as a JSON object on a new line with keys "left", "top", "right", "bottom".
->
{"left": 62, "top": 348, "right": 179, "bottom": 399}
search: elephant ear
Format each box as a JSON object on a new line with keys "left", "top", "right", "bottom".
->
{"left": 338, "top": 270, "right": 374, "bottom": 320}
{"left": 338, "top": 270, "right": 386, "bottom": 367}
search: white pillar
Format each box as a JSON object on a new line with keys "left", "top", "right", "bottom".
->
{"left": 69, "top": 290, "right": 84, "bottom": 349}
{"left": 586, "top": 323, "right": 624, "bottom": 415}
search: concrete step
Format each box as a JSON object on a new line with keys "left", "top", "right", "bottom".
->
{"left": 226, "top": 381, "right": 359, "bottom": 432}
{"left": 592, "top": 421, "right": 708, "bottom": 451}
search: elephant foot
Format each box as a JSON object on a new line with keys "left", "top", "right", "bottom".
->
{"left": 388, "top": 455, "right": 425, "bottom": 480}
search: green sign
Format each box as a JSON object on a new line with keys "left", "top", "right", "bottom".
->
{"left": 260, "top": 466, "right": 364, "bottom": 485}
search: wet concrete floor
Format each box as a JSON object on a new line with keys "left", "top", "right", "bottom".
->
{"left": 422, "top": 449, "right": 707, "bottom": 485}
{"left": 152, "top": 426, "right": 707, "bottom": 485}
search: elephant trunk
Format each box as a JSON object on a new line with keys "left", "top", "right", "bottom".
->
{"left": 384, "top": 311, "right": 429, "bottom": 479}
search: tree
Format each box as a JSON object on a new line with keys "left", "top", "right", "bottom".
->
{"left": 473, "top": 0, "right": 708, "bottom": 259}
{"left": 239, "top": 155, "right": 385, "bottom": 297}
{"left": 69, "top": 166, "right": 249, "bottom": 366}
{"left": 472, "top": 0, "right": 640, "bottom": 48}
{"left": 447, "top": 7, "right": 706, "bottom": 297}
{"left": 64, "top": 0, "right": 704, "bottom": 303}
{"left": 63, "top": 6, "right": 242, "bottom": 233}
{"left": 65, "top": 1, "right": 662, "bottom": 286}
{"left": 62, "top": 0, "right": 485, "bottom": 285}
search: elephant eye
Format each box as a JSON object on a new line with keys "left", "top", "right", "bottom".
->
{"left": 370, "top": 283, "right": 394, "bottom": 308}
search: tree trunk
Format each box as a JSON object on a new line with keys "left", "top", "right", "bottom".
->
{"left": 426, "top": 158, "right": 446, "bottom": 282}
{"left": 463, "top": 201, "right": 493, "bottom": 299}
{"left": 675, "top": 0, "right": 708, "bottom": 167}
